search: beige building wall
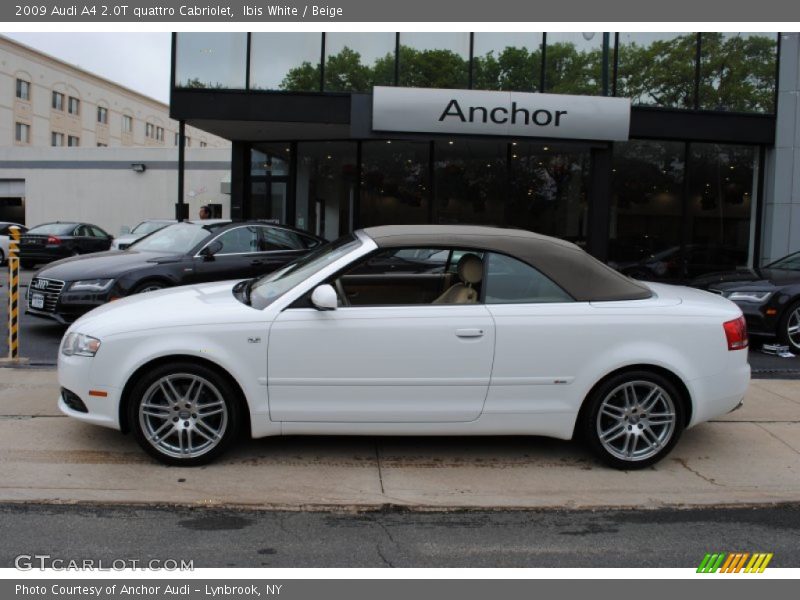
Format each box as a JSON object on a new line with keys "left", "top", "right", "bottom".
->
{"left": 0, "top": 147, "right": 231, "bottom": 234}
{"left": 0, "top": 35, "right": 228, "bottom": 150}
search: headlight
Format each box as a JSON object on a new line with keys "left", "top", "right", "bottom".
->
{"left": 725, "top": 290, "right": 773, "bottom": 303}
{"left": 61, "top": 332, "right": 102, "bottom": 357}
{"left": 69, "top": 279, "right": 114, "bottom": 292}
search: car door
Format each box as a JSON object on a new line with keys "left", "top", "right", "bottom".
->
{"left": 267, "top": 246, "right": 496, "bottom": 423}
{"left": 90, "top": 225, "right": 113, "bottom": 251}
{"left": 192, "top": 225, "right": 266, "bottom": 283}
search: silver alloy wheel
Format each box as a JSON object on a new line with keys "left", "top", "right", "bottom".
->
{"left": 596, "top": 380, "right": 677, "bottom": 462}
{"left": 138, "top": 373, "right": 228, "bottom": 459}
{"left": 787, "top": 308, "right": 800, "bottom": 348}
{"left": 137, "top": 284, "right": 164, "bottom": 293}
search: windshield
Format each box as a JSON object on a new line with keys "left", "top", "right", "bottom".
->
{"left": 130, "top": 222, "right": 211, "bottom": 254}
{"left": 132, "top": 221, "right": 171, "bottom": 235}
{"left": 27, "top": 223, "right": 76, "bottom": 235}
{"left": 249, "top": 234, "right": 361, "bottom": 310}
{"left": 767, "top": 251, "right": 800, "bottom": 271}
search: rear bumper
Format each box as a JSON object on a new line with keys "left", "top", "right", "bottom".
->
{"left": 19, "top": 248, "right": 71, "bottom": 263}
{"left": 687, "top": 357, "right": 750, "bottom": 427}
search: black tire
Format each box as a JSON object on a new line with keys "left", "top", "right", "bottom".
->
{"left": 777, "top": 299, "right": 800, "bottom": 353}
{"left": 580, "top": 370, "right": 685, "bottom": 470}
{"left": 132, "top": 280, "right": 167, "bottom": 294}
{"left": 20, "top": 260, "right": 35, "bottom": 269}
{"left": 127, "top": 361, "right": 242, "bottom": 466}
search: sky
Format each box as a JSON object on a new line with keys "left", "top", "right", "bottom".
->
{"left": 3, "top": 32, "right": 171, "bottom": 103}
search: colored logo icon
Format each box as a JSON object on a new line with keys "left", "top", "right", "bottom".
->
{"left": 697, "top": 552, "right": 773, "bottom": 573}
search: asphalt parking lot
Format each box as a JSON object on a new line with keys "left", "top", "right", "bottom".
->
{"left": 2, "top": 266, "right": 799, "bottom": 375}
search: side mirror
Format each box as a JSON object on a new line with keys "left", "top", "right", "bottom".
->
{"left": 310, "top": 284, "right": 338, "bottom": 311}
{"left": 119, "top": 226, "right": 131, "bottom": 235}
{"left": 200, "top": 240, "right": 223, "bottom": 260}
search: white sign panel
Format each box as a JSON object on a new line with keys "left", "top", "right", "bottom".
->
{"left": 372, "top": 87, "right": 631, "bottom": 141}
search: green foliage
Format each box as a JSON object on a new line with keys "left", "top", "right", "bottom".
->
{"left": 274, "top": 34, "right": 776, "bottom": 113}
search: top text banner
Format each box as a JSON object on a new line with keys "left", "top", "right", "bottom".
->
{"left": 4, "top": 0, "right": 800, "bottom": 21}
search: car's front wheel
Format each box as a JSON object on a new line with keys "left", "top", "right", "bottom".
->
{"left": 778, "top": 300, "right": 800, "bottom": 353}
{"left": 127, "top": 362, "right": 242, "bottom": 466}
{"left": 580, "top": 370, "right": 685, "bottom": 470}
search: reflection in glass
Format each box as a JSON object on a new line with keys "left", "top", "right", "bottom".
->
{"left": 361, "top": 141, "right": 430, "bottom": 226}
{"left": 250, "top": 144, "right": 291, "bottom": 222}
{"left": 398, "top": 33, "right": 470, "bottom": 89}
{"left": 434, "top": 140, "right": 505, "bottom": 226}
{"left": 175, "top": 33, "right": 247, "bottom": 89}
{"left": 610, "top": 140, "right": 685, "bottom": 281}
{"left": 472, "top": 33, "right": 543, "bottom": 92}
{"left": 615, "top": 33, "right": 697, "bottom": 108}
{"left": 543, "top": 32, "right": 606, "bottom": 96}
{"left": 699, "top": 33, "right": 777, "bottom": 113}
{"left": 324, "top": 33, "right": 396, "bottom": 91}
{"left": 296, "top": 142, "right": 357, "bottom": 240}
{"left": 508, "top": 142, "right": 590, "bottom": 247}
{"left": 685, "top": 143, "right": 756, "bottom": 277}
{"left": 251, "top": 33, "right": 322, "bottom": 91}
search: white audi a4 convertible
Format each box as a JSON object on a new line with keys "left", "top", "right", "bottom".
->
{"left": 58, "top": 225, "right": 750, "bottom": 469}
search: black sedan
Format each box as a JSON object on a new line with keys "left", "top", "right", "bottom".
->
{"left": 26, "top": 220, "right": 324, "bottom": 324}
{"left": 19, "top": 222, "right": 113, "bottom": 269}
{"left": 692, "top": 251, "right": 800, "bottom": 352}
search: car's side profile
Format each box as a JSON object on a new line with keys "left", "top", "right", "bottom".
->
{"left": 19, "top": 221, "right": 113, "bottom": 268}
{"left": 57, "top": 226, "right": 750, "bottom": 470}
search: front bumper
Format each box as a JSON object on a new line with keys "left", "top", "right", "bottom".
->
{"left": 26, "top": 283, "right": 111, "bottom": 324}
{"left": 57, "top": 353, "right": 122, "bottom": 430}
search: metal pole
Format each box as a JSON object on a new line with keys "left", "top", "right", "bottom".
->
{"left": 7, "top": 226, "right": 20, "bottom": 360}
{"left": 177, "top": 120, "right": 186, "bottom": 221}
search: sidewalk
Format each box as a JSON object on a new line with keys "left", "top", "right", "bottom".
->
{"left": 0, "top": 367, "right": 799, "bottom": 510}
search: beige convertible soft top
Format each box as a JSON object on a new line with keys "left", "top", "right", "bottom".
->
{"left": 362, "top": 225, "right": 652, "bottom": 302}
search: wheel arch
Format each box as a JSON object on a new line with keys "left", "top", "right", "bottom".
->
{"left": 573, "top": 363, "right": 693, "bottom": 439}
{"left": 118, "top": 354, "right": 251, "bottom": 437}
{"left": 127, "top": 275, "right": 174, "bottom": 294}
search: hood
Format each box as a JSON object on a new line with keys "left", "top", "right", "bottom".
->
{"left": 70, "top": 280, "right": 261, "bottom": 337}
{"left": 34, "top": 249, "right": 184, "bottom": 281}
{"left": 692, "top": 267, "right": 799, "bottom": 290}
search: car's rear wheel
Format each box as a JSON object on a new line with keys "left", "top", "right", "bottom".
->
{"left": 581, "top": 370, "right": 685, "bottom": 470}
{"left": 778, "top": 300, "right": 800, "bottom": 353}
{"left": 127, "top": 362, "right": 241, "bottom": 466}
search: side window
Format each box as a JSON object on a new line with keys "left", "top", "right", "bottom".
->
{"left": 335, "top": 247, "right": 473, "bottom": 306}
{"left": 300, "top": 234, "right": 322, "bottom": 249}
{"left": 75, "top": 225, "right": 90, "bottom": 237}
{"left": 484, "top": 252, "right": 572, "bottom": 304}
{"left": 0, "top": 226, "right": 8, "bottom": 235}
{"left": 90, "top": 226, "right": 107, "bottom": 238}
{"left": 262, "top": 227, "right": 305, "bottom": 251}
{"left": 214, "top": 226, "right": 260, "bottom": 254}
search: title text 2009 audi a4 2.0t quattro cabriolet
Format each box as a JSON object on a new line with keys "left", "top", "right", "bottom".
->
{"left": 57, "top": 226, "right": 750, "bottom": 469}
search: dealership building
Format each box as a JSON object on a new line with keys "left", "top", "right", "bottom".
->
{"left": 170, "top": 32, "right": 799, "bottom": 282}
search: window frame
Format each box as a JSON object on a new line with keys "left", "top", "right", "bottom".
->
{"left": 51, "top": 91, "right": 64, "bottom": 111}
{"left": 122, "top": 114, "right": 133, "bottom": 133}
{"left": 15, "top": 122, "right": 30, "bottom": 144}
{"left": 67, "top": 135, "right": 80, "bottom": 147}
{"left": 97, "top": 106, "right": 108, "bottom": 124}
{"left": 67, "top": 96, "right": 80, "bottom": 116}
{"left": 51, "top": 131, "right": 65, "bottom": 147}
{"left": 15, "top": 79, "right": 30, "bottom": 101}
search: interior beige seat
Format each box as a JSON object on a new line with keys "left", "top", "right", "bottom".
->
{"left": 433, "top": 253, "right": 483, "bottom": 304}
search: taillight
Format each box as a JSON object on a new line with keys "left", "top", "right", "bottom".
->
{"left": 47, "top": 235, "right": 61, "bottom": 245}
{"left": 723, "top": 316, "right": 748, "bottom": 351}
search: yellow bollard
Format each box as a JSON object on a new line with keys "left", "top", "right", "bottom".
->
{"left": 6, "top": 225, "right": 20, "bottom": 360}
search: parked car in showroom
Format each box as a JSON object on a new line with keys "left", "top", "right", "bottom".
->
{"left": 0, "top": 222, "right": 27, "bottom": 264}
{"left": 57, "top": 225, "right": 750, "bottom": 469}
{"left": 27, "top": 220, "right": 323, "bottom": 324}
{"left": 19, "top": 222, "right": 113, "bottom": 269}
{"left": 691, "top": 250, "right": 800, "bottom": 353}
{"left": 112, "top": 219, "right": 176, "bottom": 250}
{"left": 618, "top": 244, "right": 747, "bottom": 282}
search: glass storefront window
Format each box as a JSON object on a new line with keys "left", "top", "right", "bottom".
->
{"left": 685, "top": 143, "right": 757, "bottom": 277}
{"left": 433, "top": 140, "right": 505, "bottom": 226}
{"left": 174, "top": 33, "right": 247, "bottom": 89}
{"left": 296, "top": 142, "right": 357, "bottom": 240}
{"left": 324, "top": 33, "right": 396, "bottom": 92}
{"left": 250, "top": 144, "right": 291, "bottom": 222}
{"left": 508, "top": 142, "right": 590, "bottom": 247}
{"left": 699, "top": 33, "right": 778, "bottom": 113}
{"left": 398, "top": 33, "right": 470, "bottom": 89}
{"left": 543, "top": 32, "right": 606, "bottom": 96}
{"left": 610, "top": 140, "right": 686, "bottom": 281}
{"left": 472, "top": 33, "right": 543, "bottom": 92}
{"left": 615, "top": 33, "right": 697, "bottom": 109}
{"left": 251, "top": 33, "right": 323, "bottom": 91}
{"left": 361, "top": 141, "right": 430, "bottom": 226}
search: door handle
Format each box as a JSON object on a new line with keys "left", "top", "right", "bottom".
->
{"left": 455, "top": 328, "right": 484, "bottom": 338}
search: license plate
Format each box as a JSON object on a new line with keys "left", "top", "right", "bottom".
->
{"left": 30, "top": 293, "right": 45, "bottom": 309}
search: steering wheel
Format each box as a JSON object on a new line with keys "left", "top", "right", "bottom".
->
{"left": 334, "top": 278, "right": 350, "bottom": 307}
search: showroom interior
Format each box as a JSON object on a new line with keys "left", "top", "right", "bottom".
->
{"left": 169, "top": 32, "right": 785, "bottom": 283}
